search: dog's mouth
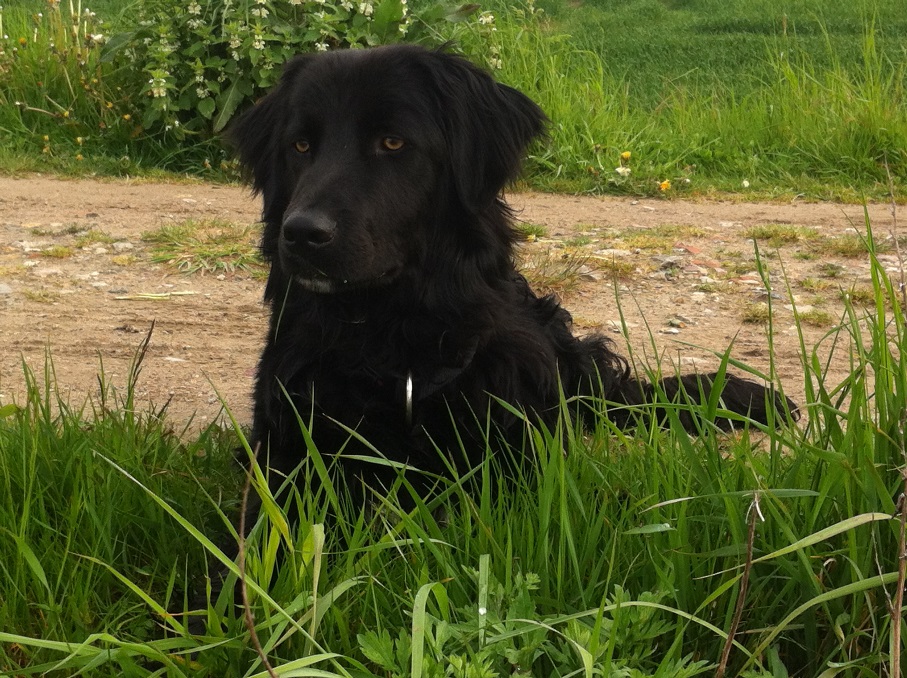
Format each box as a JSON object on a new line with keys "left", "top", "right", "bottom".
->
{"left": 293, "top": 266, "right": 402, "bottom": 294}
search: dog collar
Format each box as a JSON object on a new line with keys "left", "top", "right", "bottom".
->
{"left": 405, "top": 371, "right": 414, "bottom": 428}
{"left": 403, "top": 337, "right": 480, "bottom": 428}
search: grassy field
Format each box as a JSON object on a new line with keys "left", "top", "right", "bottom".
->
{"left": 2, "top": 219, "right": 907, "bottom": 676}
{"left": 1, "top": 0, "right": 905, "bottom": 198}
{"left": 2, "top": 1, "right": 907, "bottom": 675}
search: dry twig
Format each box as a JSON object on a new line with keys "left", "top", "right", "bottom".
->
{"left": 717, "top": 492, "right": 761, "bottom": 678}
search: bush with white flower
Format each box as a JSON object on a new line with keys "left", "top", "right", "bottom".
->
{"left": 105, "top": 0, "right": 481, "bottom": 139}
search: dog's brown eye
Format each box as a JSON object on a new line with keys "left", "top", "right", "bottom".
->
{"left": 381, "top": 137, "right": 405, "bottom": 152}
{"left": 294, "top": 140, "right": 311, "bottom": 154}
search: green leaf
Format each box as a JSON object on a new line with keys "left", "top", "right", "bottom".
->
{"left": 0, "top": 403, "right": 21, "bottom": 418}
{"left": 99, "top": 31, "right": 134, "bottom": 62}
{"left": 213, "top": 78, "right": 253, "bottom": 132}
{"left": 624, "top": 522, "right": 674, "bottom": 535}
{"left": 372, "top": 0, "right": 403, "bottom": 40}
{"left": 358, "top": 630, "right": 399, "bottom": 672}
{"left": 445, "top": 3, "right": 480, "bottom": 22}
{"left": 8, "top": 532, "right": 50, "bottom": 593}
{"left": 197, "top": 97, "right": 216, "bottom": 119}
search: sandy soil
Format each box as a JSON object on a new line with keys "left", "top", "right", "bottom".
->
{"left": 0, "top": 175, "right": 900, "bottom": 430}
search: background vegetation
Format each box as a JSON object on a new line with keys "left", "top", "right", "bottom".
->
{"left": 1, "top": 0, "right": 906, "bottom": 198}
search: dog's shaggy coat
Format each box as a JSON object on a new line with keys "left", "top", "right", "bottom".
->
{"left": 231, "top": 45, "right": 795, "bottom": 508}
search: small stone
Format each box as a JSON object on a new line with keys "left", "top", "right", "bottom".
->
{"left": 111, "top": 241, "right": 134, "bottom": 252}
{"left": 659, "top": 327, "right": 681, "bottom": 335}
{"left": 655, "top": 256, "right": 684, "bottom": 270}
{"left": 94, "top": 247, "right": 109, "bottom": 255}
{"left": 18, "top": 241, "right": 50, "bottom": 252}
{"left": 0, "top": 283, "right": 12, "bottom": 295}
{"left": 595, "top": 248, "right": 633, "bottom": 258}
{"left": 785, "top": 304, "right": 814, "bottom": 313}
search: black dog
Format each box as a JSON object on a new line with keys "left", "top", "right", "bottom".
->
{"left": 230, "top": 45, "right": 795, "bottom": 513}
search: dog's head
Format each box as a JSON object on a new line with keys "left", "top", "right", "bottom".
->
{"left": 229, "top": 45, "right": 546, "bottom": 295}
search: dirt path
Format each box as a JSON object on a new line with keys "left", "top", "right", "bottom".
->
{"left": 0, "top": 176, "right": 900, "bottom": 430}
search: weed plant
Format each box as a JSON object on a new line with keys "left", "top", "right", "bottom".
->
{"left": 1, "top": 218, "right": 906, "bottom": 676}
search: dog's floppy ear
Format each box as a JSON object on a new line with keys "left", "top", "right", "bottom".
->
{"left": 228, "top": 56, "right": 312, "bottom": 201}
{"left": 424, "top": 50, "right": 548, "bottom": 212}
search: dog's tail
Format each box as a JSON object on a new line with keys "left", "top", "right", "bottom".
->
{"left": 604, "top": 371, "right": 798, "bottom": 433}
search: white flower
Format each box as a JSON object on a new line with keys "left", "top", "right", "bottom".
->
{"left": 340, "top": 0, "right": 352, "bottom": 8}
{"left": 149, "top": 75, "right": 168, "bottom": 98}
{"left": 289, "top": 0, "right": 302, "bottom": 4}
{"left": 229, "top": 36, "right": 242, "bottom": 49}
{"left": 478, "top": 12, "right": 494, "bottom": 25}
{"left": 358, "top": 2, "right": 373, "bottom": 16}
{"left": 196, "top": 87, "right": 209, "bottom": 98}
{"left": 315, "top": 41, "right": 328, "bottom": 52}
{"left": 250, "top": 7, "right": 268, "bottom": 17}
{"left": 489, "top": 57, "right": 502, "bottom": 69}
{"left": 188, "top": 2, "right": 201, "bottom": 15}
{"left": 742, "top": 179, "right": 750, "bottom": 188}
{"left": 88, "top": 33, "right": 104, "bottom": 43}
{"left": 252, "top": 34, "right": 265, "bottom": 49}
{"left": 615, "top": 166, "right": 631, "bottom": 177}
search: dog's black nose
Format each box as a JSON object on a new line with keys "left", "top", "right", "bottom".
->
{"left": 282, "top": 211, "right": 337, "bottom": 249}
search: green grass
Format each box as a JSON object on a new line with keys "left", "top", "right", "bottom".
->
{"left": 141, "top": 219, "right": 266, "bottom": 276}
{"left": 2, "top": 0, "right": 906, "bottom": 197}
{"left": 2, "top": 219, "right": 906, "bottom": 676}
{"left": 471, "top": 3, "right": 907, "bottom": 197}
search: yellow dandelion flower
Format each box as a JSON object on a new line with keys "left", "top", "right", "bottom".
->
{"left": 18, "top": 37, "right": 27, "bottom": 46}
{"left": 62, "top": 110, "right": 70, "bottom": 118}
{"left": 43, "top": 135, "right": 49, "bottom": 142}
{"left": 76, "top": 137, "right": 83, "bottom": 145}
{"left": 620, "top": 151, "right": 631, "bottom": 161}
{"left": 75, "top": 154, "right": 84, "bottom": 161}
{"left": 106, "top": 101, "right": 113, "bottom": 109}
{"left": 123, "top": 113, "right": 131, "bottom": 120}
{"left": 659, "top": 179, "right": 671, "bottom": 192}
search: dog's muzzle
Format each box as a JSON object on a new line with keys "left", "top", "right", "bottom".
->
{"left": 282, "top": 209, "right": 337, "bottom": 253}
